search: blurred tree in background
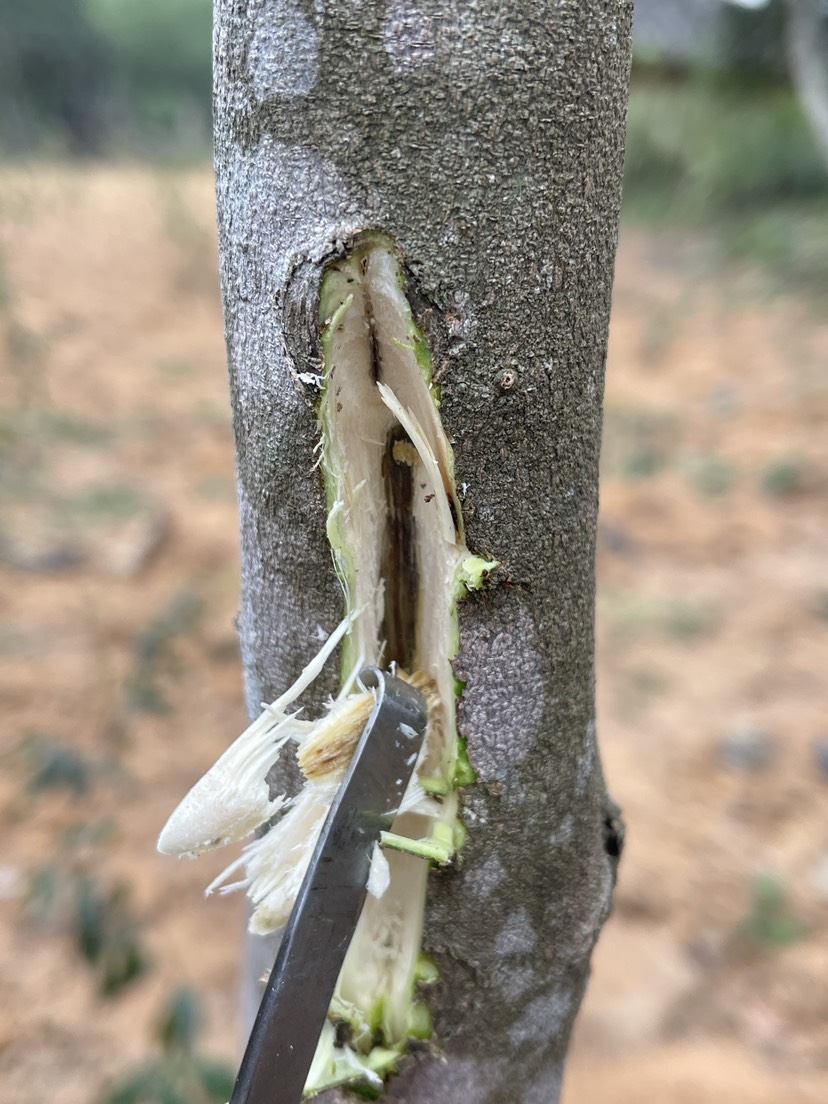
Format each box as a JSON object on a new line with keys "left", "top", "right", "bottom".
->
{"left": 629, "top": 0, "right": 828, "bottom": 294}
{"left": 86, "top": 0, "right": 212, "bottom": 155}
{"left": 0, "top": 0, "right": 212, "bottom": 156}
{"left": 1, "top": 0, "right": 825, "bottom": 185}
{"left": 0, "top": 0, "right": 113, "bottom": 154}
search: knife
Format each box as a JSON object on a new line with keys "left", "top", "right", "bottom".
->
{"left": 229, "top": 666, "right": 429, "bottom": 1104}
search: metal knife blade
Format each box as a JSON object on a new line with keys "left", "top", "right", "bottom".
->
{"left": 229, "top": 666, "right": 429, "bottom": 1104}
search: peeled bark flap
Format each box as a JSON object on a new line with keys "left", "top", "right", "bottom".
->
{"left": 214, "top": 2, "right": 632, "bottom": 1101}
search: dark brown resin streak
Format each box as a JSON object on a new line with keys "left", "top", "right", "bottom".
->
{"left": 380, "top": 425, "right": 419, "bottom": 670}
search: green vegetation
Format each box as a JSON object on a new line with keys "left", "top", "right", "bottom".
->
{"left": 75, "top": 876, "right": 149, "bottom": 996}
{"left": 599, "top": 591, "right": 720, "bottom": 645}
{"left": 760, "top": 454, "right": 810, "bottom": 498}
{"left": 601, "top": 405, "right": 678, "bottom": 482}
{"left": 126, "top": 590, "right": 204, "bottom": 714}
{"left": 685, "top": 453, "right": 736, "bottom": 499}
{"left": 625, "top": 74, "right": 826, "bottom": 218}
{"left": 13, "top": 625, "right": 231, "bottom": 1088}
{"left": 741, "top": 873, "right": 805, "bottom": 948}
{"left": 23, "top": 734, "right": 92, "bottom": 796}
{"left": 624, "top": 70, "right": 828, "bottom": 295}
{"left": 63, "top": 483, "right": 148, "bottom": 523}
{"left": 19, "top": 727, "right": 147, "bottom": 995}
{"left": 0, "top": 0, "right": 112, "bottom": 154}
{"left": 99, "top": 988, "right": 235, "bottom": 1104}
{"left": 1, "top": 0, "right": 825, "bottom": 296}
{"left": 27, "top": 850, "right": 148, "bottom": 997}
{"left": 661, "top": 602, "right": 718, "bottom": 642}
{"left": 0, "top": 0, "right": 212, "bottom": 157}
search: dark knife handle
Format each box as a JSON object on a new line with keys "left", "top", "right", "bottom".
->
{"left": 230, "top": 668, "right": 428, "bottom": 1104}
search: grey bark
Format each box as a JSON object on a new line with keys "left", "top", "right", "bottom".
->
{"left": 787, "top": 0, "right": 828, "bottom": 168}
{"left": 214, "top": 2, "right": 632, "bottom": 1101}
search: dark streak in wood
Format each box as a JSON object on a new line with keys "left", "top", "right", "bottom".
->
{"left": 380, "top": 425, "right": 418, "bottom": 669}
{"left": 363, "top": 283, "right": 383, "bottom": 384}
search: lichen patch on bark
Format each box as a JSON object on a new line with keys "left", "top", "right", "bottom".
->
{"left": 455, "top": 604, "right": 544, "bottom": 781}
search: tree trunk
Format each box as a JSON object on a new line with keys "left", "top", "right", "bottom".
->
{"left": 787, "top": 0, "right": 828, "bottom": 169}
{"left": 214, "top": 2, "right": 632, "bottom": 1101}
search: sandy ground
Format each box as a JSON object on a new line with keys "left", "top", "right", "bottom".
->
{"left": 0, "top": 167, "right": 826, "bottom": 1103}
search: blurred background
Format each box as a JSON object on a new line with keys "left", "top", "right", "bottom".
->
{"left": 0, "top": 2, "right": 826, "bottom": 1102}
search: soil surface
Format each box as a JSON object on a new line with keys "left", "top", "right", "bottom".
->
{"left": 1, "top": 167, "right": 826, "bottom": 1103}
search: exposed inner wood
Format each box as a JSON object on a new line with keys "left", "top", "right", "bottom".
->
{"left": 319, "top": 238, "right": 469, "bottom": 1050}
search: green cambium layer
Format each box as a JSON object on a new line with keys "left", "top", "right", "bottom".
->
{"left": 308, "top": 233, "right": 495, "bottom": 1097}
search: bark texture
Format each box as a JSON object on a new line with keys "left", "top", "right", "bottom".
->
{"left": 213, "top": 2, "right": 632, "bottom": 1101}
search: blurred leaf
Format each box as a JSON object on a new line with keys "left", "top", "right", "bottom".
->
{"left": 23, "top": 734, "right": 91, "bottom": 797}
{"left": 73, "top": 877, "right": 148, "bottom": 996}
{"left": 100, "top": 1052, "right": 235, "bottom": 1104}
{"left": 686, "top": 454, "right": 736, "bottom": 498}
{"left": 126, "top": 591, "right": 203, "bottom": 715}
{"left": 743, "top": 873, "right": 806, "bottom": 947}
{"left": 62, "top": 817, "right": 117, "bottom": 852}
{"left": 100, "top": 926, "right": 148, "bottom": 996}
{"left": 99, "top": 1059, "right": 229, "bottom": 1104}
{"left": 101, "top": 1062, "right": 168, "bottom": 1104}
{"left": 63, "top": 483, "right": 146, "bottom": 523}
{"left": 760, "top": 455, "right": 808, "bottom": 497}
{"left": 6, "top": 320, "right": 45, "bottom": 367}
{"left": 662, "top": 602, "right": 718, "bottom": 641}
{"left": 38, "top": 412, "right": 111, "bottom": 446}
{"left": 75, "top": 876, "right": 106, "bottom": 963}
{"left": 157, "top": 987, "right": 201, "bottom": 1055}
{"left": 193, "top": 1059, "right": 235, "bottom": 1100}
{"left": 25, "top": 863, "right": 68, "bottom": 922}
{"left": 135, "top": 592, "right": 203, "bottom": 666}
{"left": 602, "top": 406, "right": 678, "bottom": 482}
